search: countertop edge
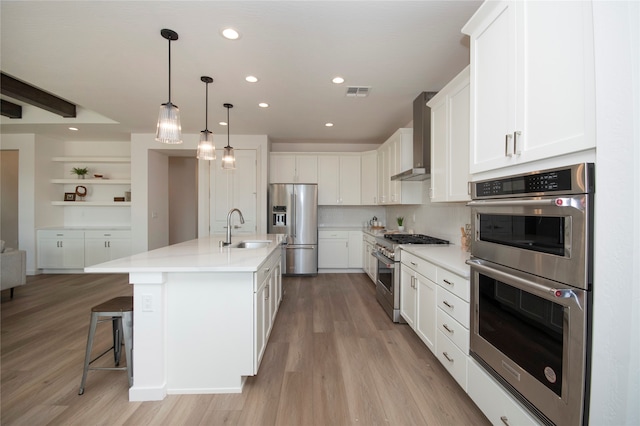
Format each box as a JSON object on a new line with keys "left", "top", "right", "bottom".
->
{"left": 400, "top": 244, "right": 471, "bottom": 278}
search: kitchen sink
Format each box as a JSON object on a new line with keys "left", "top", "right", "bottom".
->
{"left": 235, "top": 240, "right": 272, "bottom": 249}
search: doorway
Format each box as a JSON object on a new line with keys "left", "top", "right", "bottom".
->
{"left": 168, "top": 156, "right": 198, "bottom": 245}
{"left": 0, "top": 150, "right": 19, "bottom": 248}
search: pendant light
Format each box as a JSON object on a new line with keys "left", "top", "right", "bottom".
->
{"left": 196, "top": 76, "right": 215, "bottom": 160}
{"left": 221, "top": 103, "right": 236, "bottom": 169}
{"left": 155, "top": 29, "right": 182, "bottom": 144}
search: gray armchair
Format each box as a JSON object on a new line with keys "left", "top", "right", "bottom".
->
{"left": 1, "top": 241, "right": 26, "bottom": 299}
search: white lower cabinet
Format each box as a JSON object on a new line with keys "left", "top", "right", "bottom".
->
{"left": 254, "top": 249, "right": 282, "bottom": 372}
{"left": 37, "top": 230, "right": 85, "bottom": 269}
{"left": 362, "top": 233, "right": 377, "bottom": 283}
{"left": 84, "top": 230, "right": 131, "bottom": 266}
{"left": 38, "top": 228, "right": 131, "bottom": 270}
{"left": 400, "top": 251, "right": 438, "bottom": 352}
{"left": 318, "top": 230, "right": 362, "bottom": 269}
{"left": 468, "top": 359, "right": 540, "bottom": 426}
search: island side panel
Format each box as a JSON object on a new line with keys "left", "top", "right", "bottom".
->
{"left": 165, "top": 271, "right": 255, "bottom": 394}
{"left": 129, "top": 272, "right": 168, "bottom": 401}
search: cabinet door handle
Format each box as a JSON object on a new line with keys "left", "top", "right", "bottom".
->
{"left": 443, "top": 324, "right": 454, "bottom": 334}
{"left": 505, "top": 134, "right": 513, "bottom": 157}
{"left": 443, "top": 279, "right": 453, "bottom": 287}
{"left": 442, "top": 352, "right": 454, "bottom": 363}
{"left": 500, "top": 416, "right": 510, "bottom": 426}
{"left": 442, "top": 300, "right": 453, "bottom": 309}
{"left": 513, "top": 131, "right": 522, "bottom": 156}
{"left": 410, "top": 261, "right": 417, "bottom": 266}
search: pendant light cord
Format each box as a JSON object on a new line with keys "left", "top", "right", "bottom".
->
{"left": 226, "top": 106, "right": 230, "bottom": 147}
{"left": 204, "top": 81, "right": 208, "bottom": 131}
{"left": 167, "top": 38, "right": 172, "bottom": 103}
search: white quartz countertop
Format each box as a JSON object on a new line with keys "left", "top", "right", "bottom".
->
{"left": 84, "top": 234, "right": 284, "bottom": 273}
{"left": 400, "top": 244, "right": 471, "bottom": 278}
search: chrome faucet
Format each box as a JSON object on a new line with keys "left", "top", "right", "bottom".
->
{"left": 223, "top": 208, "right": 245, "bottom": 246}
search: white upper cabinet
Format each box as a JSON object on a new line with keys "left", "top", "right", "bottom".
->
{"left": 360, "top": 150, "right": 378, "bottom": 205}
{"left": 462, "top": 0, "right": 595, "bottom": 175}
{"left": 269, "top": 153, "right": 317, "bottom": 183}
{"left": 376, "top": 129, "right": 422, "bottom": 205}
{"left": 429, "top": 66, "right": 471, "bottom": 202}
{"left": 317, "top": 155, "right": 361, "bottom": 205}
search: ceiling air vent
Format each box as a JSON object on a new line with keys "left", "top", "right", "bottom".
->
{"left": 345, "top": 86, "right": 371, "bottom": 97}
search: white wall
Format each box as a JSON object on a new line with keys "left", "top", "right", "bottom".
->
{"left": 590, "top": 2, "right": 639, "bottom": 424}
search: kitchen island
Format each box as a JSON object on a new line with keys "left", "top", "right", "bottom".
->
{"left": 85, "top": 234, "right": 284, "bottom": 401}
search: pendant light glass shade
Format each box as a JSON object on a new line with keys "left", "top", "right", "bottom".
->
{"left": 222, "top": 145, "right": 236, "bottom": 169}
{"left": 156, "top": 29, "right": 182, "bottom": 144}
{"left": 197, "top": 130, "right": 215, "bottom": 160}
{"left": 156, "top": 102, "right": 182, "bottom": 144}
{"left": 196, "top": 76, "right": 216, "bottom": 160}
{"left": 221, "top": 103, "right": 236, "bottom": 170}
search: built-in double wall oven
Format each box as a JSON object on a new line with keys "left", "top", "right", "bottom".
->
{"left": 467, "top": 163, "right": 594, "bottom": 426}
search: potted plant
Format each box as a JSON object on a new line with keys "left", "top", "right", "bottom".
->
{"left": 71, "top": 167, "right": 89, "bottom": 179}
{"left": 396, "top": 216, "right": 405, "bottom": 231}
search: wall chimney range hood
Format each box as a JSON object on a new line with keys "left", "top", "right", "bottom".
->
{"left": 391, "top": 91, "right": 437, "bottom": 181}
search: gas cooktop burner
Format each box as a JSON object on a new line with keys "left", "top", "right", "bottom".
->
{"left": 383, "top": 234, "right": 449, "bottom": 245}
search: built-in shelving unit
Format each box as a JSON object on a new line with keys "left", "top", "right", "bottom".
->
{"left": 51, "top": 156, "right": 131, "bottom": 207}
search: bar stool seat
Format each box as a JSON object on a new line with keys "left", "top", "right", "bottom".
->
{"left": 78, "top": 296, "right": 133, "bottom": 395}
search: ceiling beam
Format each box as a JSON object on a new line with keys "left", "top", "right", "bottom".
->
{"left": 1, "top": 99, "right": 22, "bottom": 119}
{"left": 1, "top": 72, "right": 76, "bottom": 118}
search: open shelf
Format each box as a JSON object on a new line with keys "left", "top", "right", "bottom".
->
{"left": 52, "top": 157, "right": 131, "bottom": 163}
{"left": 52, "top": 201, "right": 131, "bottom": 207}
{"left": 51, "top": 179, "right": 131, "bottom": 185}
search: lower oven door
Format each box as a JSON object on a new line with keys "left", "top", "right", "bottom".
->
{"left": 468, "top": 258, "right": 590, "bottom": 426}
{"left": 372, "top": 251, "right": 396, "bottom": 320}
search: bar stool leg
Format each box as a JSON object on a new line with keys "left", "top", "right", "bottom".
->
{"left": 78, "top": 312, "right": 99, "bottom": 395}
{"left": 112, "top": 316, "right": 122, "bottom": 366}
{"left": 122, "top": 311, "right": 133, "bottom": 387}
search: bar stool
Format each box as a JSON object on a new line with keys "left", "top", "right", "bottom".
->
{"left": 78, "top": 296, "right": 133, "bottom": 395}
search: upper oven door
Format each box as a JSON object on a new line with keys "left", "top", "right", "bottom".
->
{"left": 469, "top": 194, "right": 592, "bottom": 290}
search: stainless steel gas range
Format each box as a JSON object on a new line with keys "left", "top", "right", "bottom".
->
{"left": 372, "top": 234, "right": 449, "bottom": 322}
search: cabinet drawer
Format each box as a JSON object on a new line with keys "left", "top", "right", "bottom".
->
{"left": 437, "top": 286, "right": 469, "bottom": 328}
{"left": 401, "top": 251, "right": 437, "bottom": 282}
{"left": 38, "top": 229, "right": 84, "bottom": 239}
{"left": 84, "top": 230, "right": 131, "bottom": 239}
{"left": 255, "top": 250, "right": 280, "bottom": 289}
{"left": 437, "top": 308, "right": 469, "bottom": 353}
{"left": 319, "top": 230, "right": 348, "bottom": 239}
{"left": 439, "top": 268, "right": 469, "bottom": 302}
{"left": 436, "top": 330, "right": 468, "bottom": 391}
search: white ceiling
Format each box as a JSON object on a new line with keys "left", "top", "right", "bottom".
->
{"left": 0, "top": 1, "right": 481, "bottom": 145}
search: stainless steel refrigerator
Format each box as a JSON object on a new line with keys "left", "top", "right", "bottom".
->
{"left": 268, "top": 184, "right": 318, "bottom": 276}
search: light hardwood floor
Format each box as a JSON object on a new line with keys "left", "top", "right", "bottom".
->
{"left": 1, "top": 272, "right": 489, "bottom": 425}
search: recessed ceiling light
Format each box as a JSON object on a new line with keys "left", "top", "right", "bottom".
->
{"left": 258, "top": 103, "right": 269, "bottom": 108}
{"left": 221, "top": 28, "right": 240, "bottom": 40}
{"left": 245, "top": 76, "right": 258, "bottom": 83}
{"left": 219, "top": 121, "right": 228, "bottom": 126}
{"left": 325, "top": 122, "right": 334, "bottom": 127}
{"left": 332, "top": 77, "right": 345, "bottom": 84}
{"left": 69, "top": 127, "right": 78, "bottom": 131}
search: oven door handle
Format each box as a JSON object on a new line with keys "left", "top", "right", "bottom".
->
{"left": 372, "top": 251, "right": 395, "bottom": 268}
{"left": 467, "top": 258, "right": 583, "bottom": 304}
{"left": 467, "top": 197, "right": 582, "bottom": 209}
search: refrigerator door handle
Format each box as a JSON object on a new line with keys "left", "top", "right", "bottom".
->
{"left": 292, "top": 192, "right": 297, "bottom": 239}
{"left": 285, "top": 246, "right": 316, "bottom": 250}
